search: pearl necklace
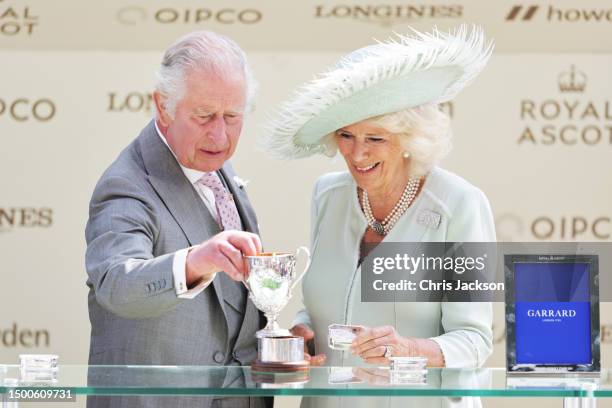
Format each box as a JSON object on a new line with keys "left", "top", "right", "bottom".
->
{"left": 361, "top": 178, "right": 420, "bottom": 236}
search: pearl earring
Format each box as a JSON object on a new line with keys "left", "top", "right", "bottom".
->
{"left": 402, "top": 151, "right": 410, "bottom": 159}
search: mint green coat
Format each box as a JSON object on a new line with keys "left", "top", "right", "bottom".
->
{"left": 294, "top": 167, "right": 496, "bottom": 408}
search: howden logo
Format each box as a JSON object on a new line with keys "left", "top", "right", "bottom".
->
{"left": 506, "top": 4, "right": 612, "bottom": 22}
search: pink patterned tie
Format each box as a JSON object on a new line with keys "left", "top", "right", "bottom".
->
{"left": 199, "top": 172, "right": 242, "bottom": 231}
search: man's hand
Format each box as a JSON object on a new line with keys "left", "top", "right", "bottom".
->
{"left": 185, "top": 231, "right": 262, "bottom": 286}
{"left": 290, "top": 324, "right": 326, "bottom": 366}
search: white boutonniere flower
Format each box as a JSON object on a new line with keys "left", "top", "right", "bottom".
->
{"left": 233, "top": 176, "right": 250, "bottom": 189}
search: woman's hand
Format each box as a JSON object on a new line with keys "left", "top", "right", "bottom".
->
{"left": 350, "top": 325, "right": 418, "bottom": 365}
{"left": 290, "top": 324, "right": 327, "bottom": 366}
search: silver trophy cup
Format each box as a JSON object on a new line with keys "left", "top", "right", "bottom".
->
{"left": 244, "top": 247, "right": 311, "bottom": 338}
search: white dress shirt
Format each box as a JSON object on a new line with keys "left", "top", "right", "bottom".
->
{"left": 155, "top": 122, "right": 220, "bottom": 299}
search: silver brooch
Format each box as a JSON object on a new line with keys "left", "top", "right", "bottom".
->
{"left": 417, "top": 210, "right": 441, "bottom": 229}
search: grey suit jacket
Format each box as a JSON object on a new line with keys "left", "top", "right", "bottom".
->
{"left": 85, "top": 120, "right": 267, "bottom": 408}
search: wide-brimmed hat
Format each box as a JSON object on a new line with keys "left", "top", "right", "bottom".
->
{"left": 261, "top": 25, "right": 493, "bottom": 159}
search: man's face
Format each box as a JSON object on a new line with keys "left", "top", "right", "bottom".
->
{"left": 156, "top": 68, "right": 247, "bottom": 172}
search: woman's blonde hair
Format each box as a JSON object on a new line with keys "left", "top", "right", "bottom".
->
{"left": 322, "top": 104, "right": 452, "bottom": 177}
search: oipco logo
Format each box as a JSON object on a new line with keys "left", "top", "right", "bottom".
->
{"left": 0, "top": 207, "right": 53, "bottom": 233}
{"left": 0, "top": 98, "right": 56, "bottom": 122}
{"left": 505, "top": 4, "right": 612, "bottom": 23}
{"left": 517, "top": 65, "right": 612, "bottom": 146}
{"left": 314, "top": 4, "right": 462, "bottom": 27}
{"left": 0, "top": 3, "right": 38, "bottom": 36}
{"left": 116, "top": 6, "right": 262, "bottom": 26}
{"left": 496, "top": 213, "right": 611, "bottom": 241}
{"left": 108, "top": 92, "right": 153, "bottom": 115}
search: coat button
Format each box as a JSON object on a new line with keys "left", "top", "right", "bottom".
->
{"left": 213, "top": 351, "right": 225, "bottom": 364}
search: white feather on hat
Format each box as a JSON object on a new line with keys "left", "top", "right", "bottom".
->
{"left": 261, "top": 24, "right": 494, "bottom": 159}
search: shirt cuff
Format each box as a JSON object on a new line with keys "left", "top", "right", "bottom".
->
{"left": 172, "top": 247, "right": 216, "bottom": 299}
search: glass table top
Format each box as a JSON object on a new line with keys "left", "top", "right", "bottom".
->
{"left": 0, "top": 365, "right": 610, "bottom": 397}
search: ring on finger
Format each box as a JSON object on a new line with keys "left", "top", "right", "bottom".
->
{"left": 383, "top": 345, "right": 393, "bottom": 358}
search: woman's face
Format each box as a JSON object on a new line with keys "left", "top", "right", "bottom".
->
{"left": 335, "top": 120, "right": 409, "bottom": 195}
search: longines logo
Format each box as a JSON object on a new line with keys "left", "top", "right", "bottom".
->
{"left": 116, "top": 6, "right": 262, "bottom": 26}
{"left": 0, "top": 3, "right": 38, "bottom": 36}
{"left": 517, "top": 65, "right": 611, "bottom": 146}
{"left": 314, "top": 4, "right": 462, "bottom": 26}
{"left": 496, "top": 213, "right": 611, "bottom": 241}
{"left": 505, "top": 5, "right": 612, "bottom": 22}
{"left": 0, "top": 98, "right": 56, "bottom": 122}
{"left": 108, "top": 92, "right": 153, "bottom": 115}
{"left": 1, "top": 323, "right": 49, "bottom": 348}
{"left": 0, "top": 207, "right": 53, "bottom": 233}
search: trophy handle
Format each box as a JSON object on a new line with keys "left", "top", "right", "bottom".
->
{"left": 291, "top": 246, "right": 311, "bottom": 291}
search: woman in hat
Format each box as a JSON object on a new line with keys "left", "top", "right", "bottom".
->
{"left": 264, "top": 25, "right": 495, "bottom": 390}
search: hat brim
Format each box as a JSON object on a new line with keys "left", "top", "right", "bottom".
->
{"left": 296, "top": 66, "right": 462, "bottom": 146}
{"left": 262, "top": 25, "right": 493, "bottom": 159}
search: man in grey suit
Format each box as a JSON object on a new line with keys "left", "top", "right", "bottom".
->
{"left": 85, "top": 31, "right": 270, "bottom": 408}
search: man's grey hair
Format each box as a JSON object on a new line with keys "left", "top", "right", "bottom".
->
{"left": 155, "top": 30, "right": 257, "bottom": 118}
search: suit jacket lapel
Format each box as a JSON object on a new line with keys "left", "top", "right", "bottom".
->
{"left": 219, "top": 165, "right": 259, "bottom": 234}
{"left": 218, "top": 165, "right": 265, "bottom": 341}
{"left": 138, "top": 120, "right": 229, "bottom": 320}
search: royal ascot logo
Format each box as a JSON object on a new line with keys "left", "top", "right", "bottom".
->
{"left": 495, "top": 213, "right": 611, "bottom": 241}
{"left": 0, "top": 3, "right": 38, "bottom": 36}
{"left": 314, "top": 4, "right": 463, "bottom": 27}
{"left": 108, "top": 92, "right": 153, "bottom": 115}
{"left": 517, "top": 65, "right": 612, "bottom": 146}
{"left": 116, "top": 6, "right": 262, "bottom": 26}
{"left": 558, "top": 65, "right": 586, "bottom": 93}
{"left": 505, "top": 5, "right": 612, "bottom": 23}
{"left": 0, "top": 98, "right": 56, "bottom": 122}
{"left": 0, "top": 207, "right": 53, "bottom": 233}
{"left": 1, "top": 323, "right": 50, "bottom": 348}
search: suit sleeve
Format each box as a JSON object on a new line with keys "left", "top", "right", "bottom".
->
{"left": 85, "top": 175, "right": 184, "bottom": 319}
{"left": 430, "top": 187, "right": 495, "bottom": 368}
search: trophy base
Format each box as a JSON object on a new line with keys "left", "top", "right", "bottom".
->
{"left": 256, "top": 328, "right": 292, "bottom": 338}
{"left": 254, "top": 335, "right": 310, "bottom": 373}
{"left": 252, "top": 360, "right": 310, "bottom": 373}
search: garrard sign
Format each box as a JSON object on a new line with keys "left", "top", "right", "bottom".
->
{"left": 116, "top": 6, "right": 262, "bottom": 26}
{"left": 518, "top": 65, "right": 612, "bottom": 146}
{"left": 0, "top": 2, "right": 38, "bottom": 36}
{"left": 314, "top": 4, "right": 463, "bottom": 27}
